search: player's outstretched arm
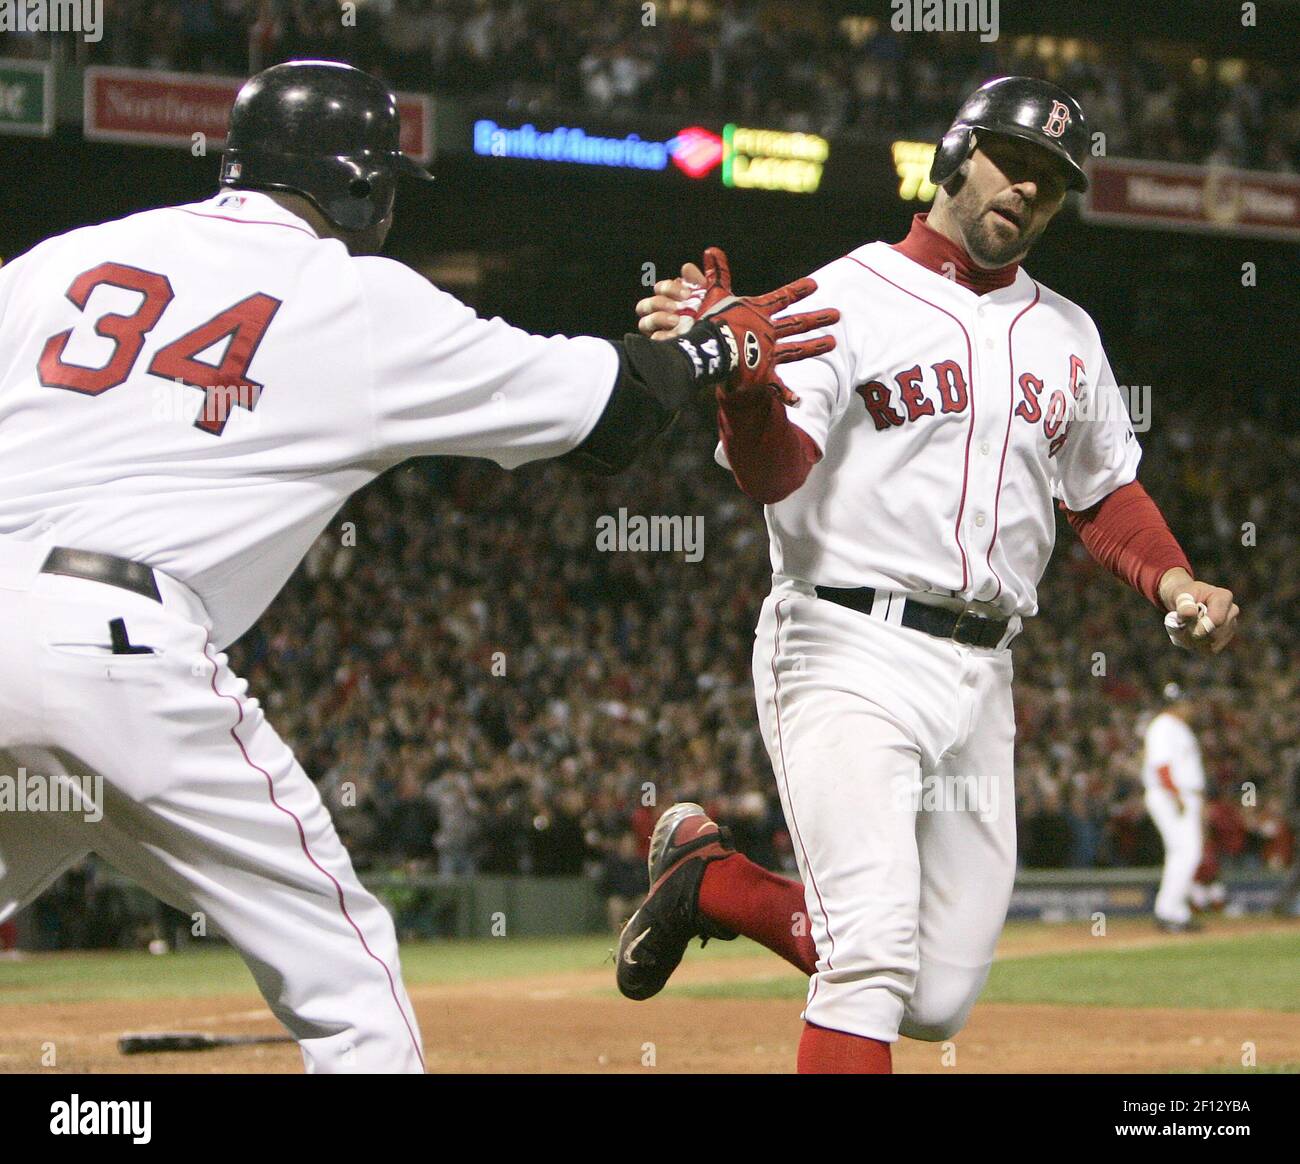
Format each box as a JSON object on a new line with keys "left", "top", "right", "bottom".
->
{"left": 562, "top": 251, "right": 838, "bottom": 474}
{"left": 633, "top": 248, "right": 842, "bottom": 506}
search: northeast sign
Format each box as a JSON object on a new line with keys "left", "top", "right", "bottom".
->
{"left": 473, "top": 117, "right": 828, "bottom": 194}
{"left": 84, "top": 67, "right": 433, "bottom": 161}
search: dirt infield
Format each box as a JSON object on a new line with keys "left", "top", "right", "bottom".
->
{"left": 2, "top": 922, "right": 1297, "bottom": 1074}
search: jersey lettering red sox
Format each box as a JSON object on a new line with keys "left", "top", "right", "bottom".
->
{"left": 723, "top": 241, "right": 1141, "bottom": 618}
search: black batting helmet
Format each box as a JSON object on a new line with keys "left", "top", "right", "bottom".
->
{"left": 220, "top": 60, "right": 434, "bottom": 232}
{"left": 929, "top": 76, "right": 1089, "bottom": 193}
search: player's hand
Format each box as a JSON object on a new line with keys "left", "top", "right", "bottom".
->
{"left": 1159, "top": 569, "right": 1239, "bottom": 654}
{"left": 690, "top": 247, "right": 839, "bottom": 406}
{"left": 637, "top": 262, "right": 706, "bottom": 340}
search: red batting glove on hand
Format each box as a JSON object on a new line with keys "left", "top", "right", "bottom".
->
{"left": 681, "top": 247, "right": 839, "bottom": 407}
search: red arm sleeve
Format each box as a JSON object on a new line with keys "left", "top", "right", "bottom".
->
{"left": 1062, "top": 480, "right": 1192, "bottom": 608}
{"left": 717, "top": 388, "right": 821, "bottom": 504}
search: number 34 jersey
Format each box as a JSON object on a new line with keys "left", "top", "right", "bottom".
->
{"left": 0, "top": 192, "right": 616, "bottom": 648}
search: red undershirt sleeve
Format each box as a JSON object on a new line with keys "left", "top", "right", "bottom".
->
{"left": 1062, "top": 480, "right": 1192, "bottom": 608}
{"left": 717, "top": 388, "right": 822, "bottom": 505}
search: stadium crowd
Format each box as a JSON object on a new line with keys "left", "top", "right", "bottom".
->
{"left": 207, "top": 408, "right": 1298, "bottom": 894}
{"left": 4, "top": 0, "right": 1299, "bottom": 173}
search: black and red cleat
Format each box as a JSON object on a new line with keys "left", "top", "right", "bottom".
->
{"left": 616, "top": 802, "right": 738, "bottom": 1001}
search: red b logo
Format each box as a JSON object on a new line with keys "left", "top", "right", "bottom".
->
{"left": 1042, "top": 101, "right": 1071, "bottom": 139}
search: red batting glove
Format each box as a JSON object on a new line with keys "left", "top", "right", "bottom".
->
{"left": 684, "top": 247, "right": 839, "bottom": 407}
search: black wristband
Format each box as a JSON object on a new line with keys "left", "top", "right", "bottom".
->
{"left": 672, "top": 320, "right": 737, "bottom": 385}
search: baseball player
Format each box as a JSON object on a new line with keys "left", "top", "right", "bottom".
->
{"left": 616, "top": 77, "right": 1240, "bottom": 1073}
{"left": 1141, "top": 684, "right": 1206, "bottom": 933}
{"left": 0, "top": 60, "right": 834, "bottom": 1072}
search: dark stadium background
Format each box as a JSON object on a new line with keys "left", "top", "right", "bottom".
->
{"left": 0, "top": 0, "right": 1296, "bottom": 949}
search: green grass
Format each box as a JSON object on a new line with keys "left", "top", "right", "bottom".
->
{"left": 673, "top": 930, "right": 1300, "bottom": 1012}
{"left": 980, "top": 931, "right": 1300, "bottom": 1011}
{"left": 2, "top": 926, "right": 1296, "bottom": 1013}
{"left": 0, "top": 932, "right": 760, "bottom": 1006}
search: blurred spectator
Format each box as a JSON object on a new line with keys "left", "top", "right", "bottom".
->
{"left": 529, "top": 787, "right": 589, "bottom": 875}
{"left": 1021, "top": 784, "right": 1072, "bottom": 869}
{"left": 431, "top": 770, "right": 481, "bottom": 874}
{"left": 598, "top": 831, "right": 645, "bottom": 931}
{"left": 379, "top": 766, "right": 439, "bottom": 866}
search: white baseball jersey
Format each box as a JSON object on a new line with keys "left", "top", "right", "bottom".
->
{"left": 0, "top": 191, "right": 616, "bottom": 648}
{"left": 1142, "top": 710, "right": 1205, "bottom": 795}
{"left": 720, "top": 240, "right": 1142, "bottom": 617}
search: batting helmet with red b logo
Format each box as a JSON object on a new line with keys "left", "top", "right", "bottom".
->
{"left": 929, "top": 76, "right": 1090, "bottom": 193}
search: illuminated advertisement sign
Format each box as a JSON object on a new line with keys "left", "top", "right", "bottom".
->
{"left": 474, "top": 118, "right": 826, "bottom": 193}
{"left": 722, "top": 125, "right": 828, "bottom": 193}
{"left": 892, "top": 140, "right": 937, "bottom": 202}
{"left": 473, "top": 119, "right": 725, "bottom": 177}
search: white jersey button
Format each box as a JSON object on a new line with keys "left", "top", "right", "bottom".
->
{"left": 974, "top": 512, "right": 987, "bottom": 527}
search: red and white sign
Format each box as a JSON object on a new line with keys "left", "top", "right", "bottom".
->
{"left": 1083, "top": 156, "right": 1300, "bottom": 242}
{"left": 84, "top": 67, "right": 433, "bottom": 162}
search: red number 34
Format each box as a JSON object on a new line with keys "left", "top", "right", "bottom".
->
{"left": 37, "top": 261, "right": 281, "bottom": 436}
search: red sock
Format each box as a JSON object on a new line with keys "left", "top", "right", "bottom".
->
{"left": 698, "top": 853, "right": 818, "bottom": 975}
{"left": 797, "top": 1022, "right": 893, "bottom": 1074}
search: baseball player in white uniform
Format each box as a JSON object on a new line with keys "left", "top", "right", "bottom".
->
{"left": 615, "top": 77, "right": 1240, "bottom": 1073}
{"left": 0, "top": 61, "right": 835, "bottom": 1072}
{"left": 1141, "top": 686, "right": 1206, "bottom": 932}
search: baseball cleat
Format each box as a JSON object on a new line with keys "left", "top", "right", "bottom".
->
{"left": 616, "top": 803, "right": 738, "bottom": 1001}
{"left": 1155, "top": 917, "right": 1204, "bottom": 934}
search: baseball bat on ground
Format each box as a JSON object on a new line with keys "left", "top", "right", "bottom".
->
{"left": 118, "top": 1030, "right": 296, "bottom": 1054}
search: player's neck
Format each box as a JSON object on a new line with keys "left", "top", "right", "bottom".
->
{"left": 891, "top": 213, "right": 1018, "bottom": 294}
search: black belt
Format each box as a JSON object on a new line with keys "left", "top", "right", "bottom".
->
{"left": 41, "top": 547, "right": 162, "bottom": 603}
{"left": 814, "top": 585, "right": 1010, "bottom": 649}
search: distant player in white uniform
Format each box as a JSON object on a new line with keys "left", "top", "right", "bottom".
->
{"left": 615, "top": 77, "right": 1240, "bottom": 1073}
{"left": 1141, "top": 685, "right": 1206, "bottom": 932}
{"left": 0, "top": 61, "right": 835, "bottom": 1072}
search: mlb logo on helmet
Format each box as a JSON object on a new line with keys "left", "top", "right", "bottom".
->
{"left": 1041, "top": 101, "right": 1072, "bottom": 139}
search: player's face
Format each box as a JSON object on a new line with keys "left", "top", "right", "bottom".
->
{"left": 949, "top": 133, "right": 1070, "bottom": 267}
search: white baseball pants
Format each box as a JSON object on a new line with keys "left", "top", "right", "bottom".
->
{"left": 1145, "top": 786, "right": 1203, "bottom": 926}
{"left": 0, "top": 540, "right": 424, "bottom": 1072}
{"left": 752, "top": 581, "right": 1018, "bottom": 1044}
